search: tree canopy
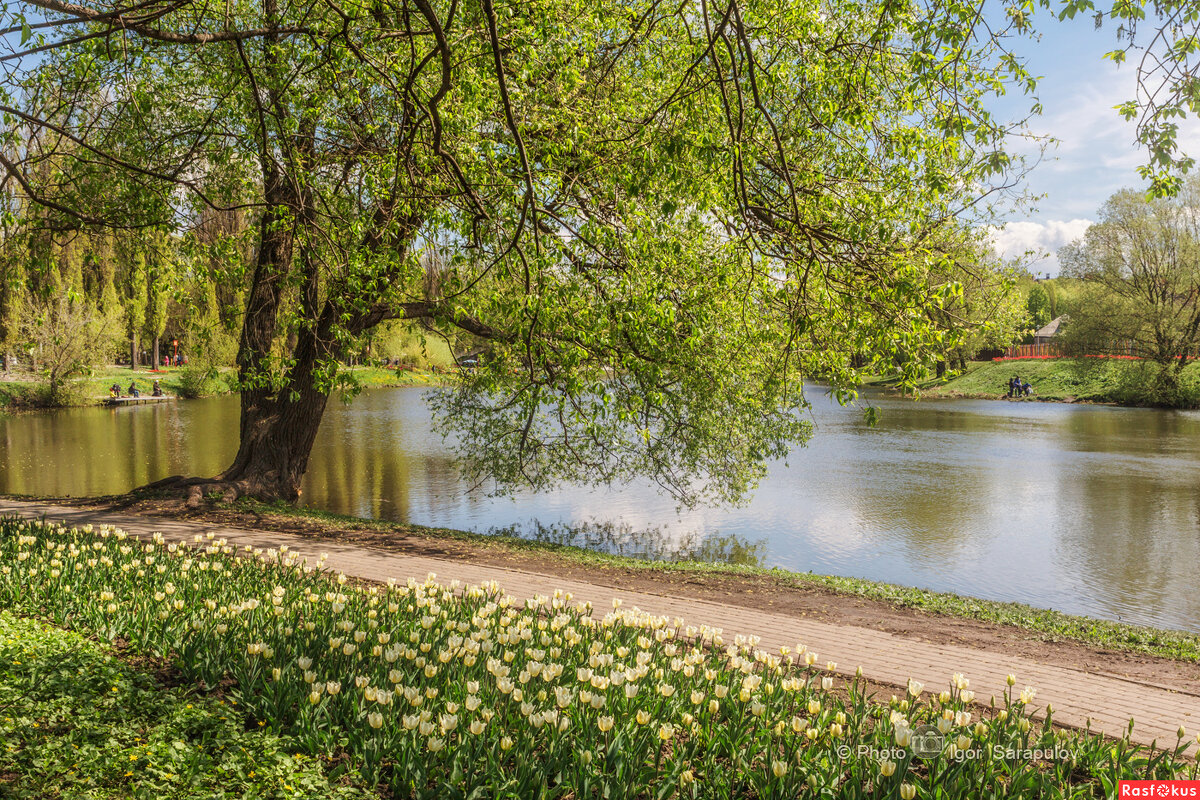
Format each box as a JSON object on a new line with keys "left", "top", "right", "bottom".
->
{"left": 1, "top": 0, "right": 1189, "bottom": 503}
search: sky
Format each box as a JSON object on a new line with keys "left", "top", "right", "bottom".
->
{"left": 985, "top": 10, "right": 1200, "bottom": 276}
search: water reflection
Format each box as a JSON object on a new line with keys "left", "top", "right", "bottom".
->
{"left": 2, "top": 388, "right": 1199, "bottom": 631}
{"left": 487, "top": 519, "right": 766, "bottom": 566}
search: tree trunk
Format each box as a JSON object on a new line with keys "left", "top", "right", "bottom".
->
{"left": 215, "top": 385, "right": 330, "bottom": 501}
{"left": 193, "top": 162, "right": 308, "bottom": 503}
{"left": 153, "top": 337, "right": 160, "bottom": 370}
{"left": 130, "top": 333, "right": 138, "bottom": 369}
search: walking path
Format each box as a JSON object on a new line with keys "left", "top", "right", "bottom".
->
{"left": 1, "top": 499, "right": 1195, "bottom": 749}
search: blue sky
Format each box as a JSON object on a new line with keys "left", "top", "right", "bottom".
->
{"left": 986, "top": 11, "right": 1198, "bottom": 275}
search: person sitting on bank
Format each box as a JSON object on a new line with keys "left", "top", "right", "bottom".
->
{"left": 109, "top": 383, "right": 121, "bottom": 398}
{"left": 127, "top": 381, "right": 140, "bottom": 398}
{"left": 152, "top": 380, "right": 163, "bottom": 397}
{"left": 1022, "top": 380, "right": 1032, "bottom": 396}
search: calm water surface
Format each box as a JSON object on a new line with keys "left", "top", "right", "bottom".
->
{"left": 3, "top": 388, "right": 1198, "bottom": 632}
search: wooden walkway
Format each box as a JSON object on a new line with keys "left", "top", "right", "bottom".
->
{"left": 0, "top": 499, "right": 1195, "bottom": 750}
{"left": 103, "top": 395, "right": 173, "bottom": 406}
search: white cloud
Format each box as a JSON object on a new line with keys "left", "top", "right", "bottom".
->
{"left": 988, "top": 218, "right": 1093, "bottom": 276}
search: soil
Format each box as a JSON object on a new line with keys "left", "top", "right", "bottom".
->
{"left": 27, "top": 495, "right": 1200, "bottom": 699}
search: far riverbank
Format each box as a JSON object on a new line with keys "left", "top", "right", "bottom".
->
{"left": 867, "top": 357, "right": 1200, "bottom": 408}
{"left": 0, "top": 364, "right": 444, "bottom": 411}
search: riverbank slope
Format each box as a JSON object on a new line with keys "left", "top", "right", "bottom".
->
{"left": 870, "top": 358, "right": 1200, "bottom": 407}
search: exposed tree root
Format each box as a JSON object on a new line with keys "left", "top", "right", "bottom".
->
{"left": 132, "top": 475, "right": 255, "bottom": 508}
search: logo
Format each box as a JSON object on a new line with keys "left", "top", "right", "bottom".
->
{"left": 910, "top": 725, "right": 944, "bottom": 759}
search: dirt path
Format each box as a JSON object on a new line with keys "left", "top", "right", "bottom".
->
{"left": 2, "top": 497, "right": 1198, "bottom": 749}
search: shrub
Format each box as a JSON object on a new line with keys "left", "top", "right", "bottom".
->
{"left": 176, "top": 366, "right": 228, "bottom": 398}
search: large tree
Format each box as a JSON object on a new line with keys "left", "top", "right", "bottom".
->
{"left": 1059, "top": 178, "right": 1200, "bottom": 397}
{"left": 1, "top": 0, "right": 1051, "bottom": 503}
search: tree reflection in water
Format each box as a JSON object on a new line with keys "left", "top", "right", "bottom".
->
{"left": 487, "top": 518, "right": 766, "bottom": 566}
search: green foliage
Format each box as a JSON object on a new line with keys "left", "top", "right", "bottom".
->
{"left": 3, "top": 517, "right": 1197, "bottom": 799}
{"left": 0, "top": 611, "right": 376, "bottom": 799}
{"left": 1058, "top": 178, "right": 1200, "bottom": 401}
{"left": 17, "top": 293, "right": 118, "bottom": 401}
{"left": 176, "top": 366, "right": 232, "bottom": 399}
{"left": 1025, "top": 285, "right": 1051, "bottom": 330}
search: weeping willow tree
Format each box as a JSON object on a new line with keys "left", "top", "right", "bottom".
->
{"left": 0, "top": 0, "right": 1146, "bottom": 503}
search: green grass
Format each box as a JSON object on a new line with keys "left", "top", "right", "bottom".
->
{"left": 0, "top": 610, "right": 376, "bottom": 800}
{"left": 875, "top": 358, "right": 1200, "bottom": 406}
{"left": 222, "top": 498, "right": 1200, "bottom": 663}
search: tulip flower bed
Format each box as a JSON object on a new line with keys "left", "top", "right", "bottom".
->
{"left": 1, "top": 517, "right": 1196, "bottom": 799}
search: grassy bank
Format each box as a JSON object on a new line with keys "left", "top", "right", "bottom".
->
{"left": 0, "top": 610, "right": 374, "bottom": 799}
{"left": 214, "top": 499, "right": 1200, "bottom": 663}
{"left": 4, "top": 517, "right": 1195, "bottom": 799}
{"left": 868, "top": 358, "right": 1200, "bottom": 407}
{"left": 0, "top": 364, "right": 447, "bottom": 410}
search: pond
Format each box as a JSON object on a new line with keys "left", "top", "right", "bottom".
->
{"left": 3, "top": 387, "right": 1198, "bottom": 632}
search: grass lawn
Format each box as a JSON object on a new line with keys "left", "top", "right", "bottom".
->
{"left": 0, "top": 610, "right": 375, "bottom": 799}
{"left": 881, "top": 358, "right": 1200, "bottom": 406}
